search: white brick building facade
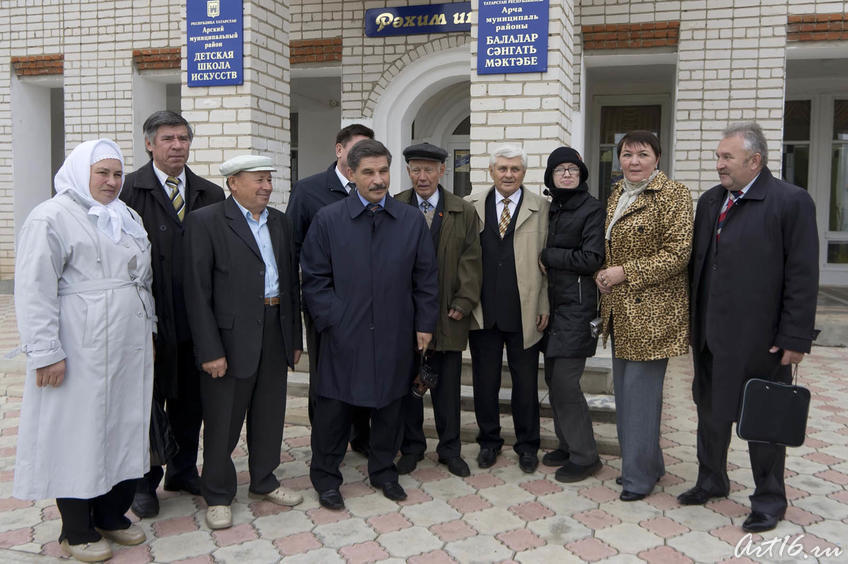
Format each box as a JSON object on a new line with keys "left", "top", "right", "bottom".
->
{"left": 2, "top": 0, "right": 848, "bottom": 283}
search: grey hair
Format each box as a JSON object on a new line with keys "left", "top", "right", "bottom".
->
{"left": 142, "top": 111, "right": 194, "bottom": 158}
{"left": 489, "top": 144, "right": 527, "bottom": 168}
{"left": 347, "top": 139, "right": 392, "bottom": 171}
{"left": 722, "top": 122, "right": 768, "bottom": 167}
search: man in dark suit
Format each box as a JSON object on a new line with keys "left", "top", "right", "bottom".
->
{"left": 300, "top": 139, "right": 438, "bottom": 510}
{"left": 394, "top": 143, "right": 482, "bottom": 477}
{"left": 465, "top": 145, "right": 550, "bottom": 474}
{"left": 681, "top": 122, "right": 819, "bottom": 533}
{"left": 184, "top": 155, "right": 303, "bottom": 530}
{"left": 287, "top": 124, "right": 374, "bottom": 455}
{"left": 121, "top": 111, "right": 225, "bottom": 518}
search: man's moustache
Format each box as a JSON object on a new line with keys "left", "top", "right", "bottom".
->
{"left": 369, "top": 184, "right": 387, "bottom": 191}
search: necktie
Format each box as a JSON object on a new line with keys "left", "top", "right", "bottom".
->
{"left": 716, "top": 190, "right": 742, "bottom": 241}
{"left": 166, "top": 176, "right": 185, "bottom": 222}
{"left": 498, "top": 198, "right": 511, "bottom": 238}
{"left": 420, "top": 200, "right": 434, "bottom": 228}
{"left": 368, "top": 203, "right": 381, "bottom": 214}
{"left": 346, "top": 182, "right": 355, "bottom": 195}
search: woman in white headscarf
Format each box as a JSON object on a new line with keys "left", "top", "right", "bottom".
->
{"left": 14, "top": 139, "right": 154, "bottom": 562}
{"left": 594, "top": 131, "right": 693, "bottom": 503}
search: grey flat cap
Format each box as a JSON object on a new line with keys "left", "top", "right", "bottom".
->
{"left": 403, "top": 142, "right": 448, "bottom": 163}
{"left": 219, "top": 154, "right": 276, "bottom": 176}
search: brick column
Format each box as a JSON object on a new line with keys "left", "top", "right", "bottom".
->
{"left": 674, "top": 2, "right": 788, "bottom": 196}
{"left": 469, "top": 0, "right": 576, "bottom": 193}
{"left": 182, "top": 0, "right": 292, "bottom": 206}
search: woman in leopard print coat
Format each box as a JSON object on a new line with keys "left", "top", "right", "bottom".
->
{"left": 595, "top": 130, "right": 693, "bottom": 503}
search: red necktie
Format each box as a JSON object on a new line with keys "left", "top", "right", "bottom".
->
{"left": 716, "top": 190, "right": 742, "bottom": 241}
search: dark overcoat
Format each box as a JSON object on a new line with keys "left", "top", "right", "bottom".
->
{"left": 183, "top": 197, "right": 303, "bottom": 378}
{"left": 394, "top": 187, "right": 482, "bottom": 352}
{"left": 689, "top": 167, "right": 819, "bottom": 421}
{"left": 541, "top": 185, "right": 605, "bottom": 358}
{"left": 120, "top": 161, "right": 225, "bottom": 397}
{"left": 287, "top": 163, "right": 348, "bottom": 262}
{"left": 300, "top": 195, "right": 439, "bottom": 408}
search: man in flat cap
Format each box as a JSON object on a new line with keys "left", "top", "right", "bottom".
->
{"left": 121, "top": 111, "right": 224, "bottom": 518}
{"left": 393, "top": 143, "right": 482, "bottom": 477}
{"left": 300, "top": 139, "right": 438, "bottom": 510}
{"left": 184, "top": 154, "right": 303, "bottom": 530}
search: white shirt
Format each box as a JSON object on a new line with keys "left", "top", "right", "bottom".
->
{"left": 335, "top": 165, "right": 354, "bottom": 194}
{"left": 152, "top": 165, "right": 186, "bottom": 199}
{"left": 415, "top": 189, "right": 440, "bottom": 211}
{"left": 495, "top": 187, "right": 522, "bottom": 220}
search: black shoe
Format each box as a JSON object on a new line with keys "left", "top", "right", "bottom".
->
{"left": 318, "top": 488, "right": 345, "bottom": 510}
{"left": 350, "top": 441, "right": 370, "bottom": 458}
{"left": 477, "top": 447, "right": 501, "bottom": 469}
{"left": 541, "top": 449, "right": 569, "bottom": 467}
{"left": 381, "top": 481, "right": 407, "bottom": 501}
{"left": 439, "top": 457, "right": 471, "bottom": 477}
{"left": 617, "top": 475, "right": 660, "bottom": 486}
{"left": 677, "top": 486, "right": 725, "bottom": 506}
{"left": 396, "top": 453, "right": 424, "bottom": 475}
{"left": 163, "top": 474, "right": 202, "bottom": 496}
{"left": 555, "top": 458, "right": 602, "bottom": 483}
{"left": 620, "top": 490, "right": 646, "bottom": 502}
{"left": 130, "top": 490, "right": 160, "bottom": 518}
{"left": 742, "top": 511, "right": 783, "bottom": 533}
{"left": 518, "top": 452, "right": 539, "bottom": 474}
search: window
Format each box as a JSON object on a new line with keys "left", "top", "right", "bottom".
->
{"left": 829, "top": 99, "right": 848, "bottom": 264}
{"left": 782, "top": 100, "right": 810, "bottom": 190}
{"left": 598, "top": 105, "right": 661, "bottom": 206}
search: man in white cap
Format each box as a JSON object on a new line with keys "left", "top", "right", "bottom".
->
{"left": 184, "top": 154, "right": 303, "bottom": 530}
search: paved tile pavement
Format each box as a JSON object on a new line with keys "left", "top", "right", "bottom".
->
{"left": 0, "top": 294, "right": 845, "bottom": 563}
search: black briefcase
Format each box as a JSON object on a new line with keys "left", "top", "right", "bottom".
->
{"left": 736, "top": 366, "right": 810, "bottom": 447}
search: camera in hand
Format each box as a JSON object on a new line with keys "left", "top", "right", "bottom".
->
{"left": 411, "top": 350, "right": 439, "bottom": 398}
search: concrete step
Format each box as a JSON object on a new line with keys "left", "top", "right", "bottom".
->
{"left": 295, "top": 345, "right": 615, "bottom": 396}
{"left": 286, "top": 370, "right": 620, "bottom": 456}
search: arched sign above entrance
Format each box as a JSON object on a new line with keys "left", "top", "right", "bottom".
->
{"left": 365, "top": 2, "right": 472, "bottom": 37}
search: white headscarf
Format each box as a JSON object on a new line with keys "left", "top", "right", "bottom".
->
{"left": 53, "top": 139, "right": 148, "bottom": 243}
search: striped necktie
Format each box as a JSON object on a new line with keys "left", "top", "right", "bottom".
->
{"left": 498, "top": 198, "right": 511, "bottom": 238}
{"left": 166, "top": 176, "right": 185, "bottom": 222}
{"left": 715, "top": 190, "right": 742, "bottom": 241}
{"left": 420, "top": 200, "right": 434, "bottom": 227}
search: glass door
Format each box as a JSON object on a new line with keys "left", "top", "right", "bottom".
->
{"left": 827, "top": 99, "right": 848, "bottom": 264}
{"left": 598, "top": 105, "right": 662, "bottom": 208}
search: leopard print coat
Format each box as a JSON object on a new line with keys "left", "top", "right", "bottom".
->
{"left": 600, "top": 170, "right": 693, "bottom": 361}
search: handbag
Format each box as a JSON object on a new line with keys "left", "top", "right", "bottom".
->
{"left": 736, "top": 364, "right": 810, "bottom": 447}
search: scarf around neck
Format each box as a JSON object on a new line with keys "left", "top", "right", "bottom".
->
{"left": 605, "top": 169, "right": 660, "bottom": 240}
{"left": 53, "top": 139, "right": 148, "bottom": 244}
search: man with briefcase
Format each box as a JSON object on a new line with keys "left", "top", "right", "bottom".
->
{"left": 682, "top": 122, "right": 819, "bottom": 533}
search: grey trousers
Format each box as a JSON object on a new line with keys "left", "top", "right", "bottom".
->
{"left": 544, "top": 357, "right": 598, "bottom": 465}
{"left": 612, "top": 350, "right": 668, "bottom": 495}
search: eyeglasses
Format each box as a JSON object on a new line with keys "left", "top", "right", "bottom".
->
{"left": 553, "top": 166, "right": 581, "bottom": 177}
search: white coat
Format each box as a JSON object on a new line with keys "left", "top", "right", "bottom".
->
{"left": 13, "top": 191, "right": 154, "bottom": 500}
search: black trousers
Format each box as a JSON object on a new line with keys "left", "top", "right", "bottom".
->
{"left": 694, "top": 346, "right": 788, "bottom": 516}
{"left": 199, "top": 305, "right": 288, "bottom": 506}
{"left": 400, "top": 350, "right": 462, "bottom": 460}
{"left": 310, "top": 395, "right": 403, "bottom": 492}
{"left": 304, "top": 311, "right": 371, "bottom": 448}
{"left": 137, "top": 340, "right": 203, "bottom": 494}
{"left": 57, "top": 479, "right": 135, "bottom": 544}
{"left": 469, "top": 327, "right": 540, "bottom": 454}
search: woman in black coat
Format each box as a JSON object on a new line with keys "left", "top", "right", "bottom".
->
{"left": 539, "top": 147, "right": 606, "bottom": 482}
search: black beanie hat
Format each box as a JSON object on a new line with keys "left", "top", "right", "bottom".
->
{"left": 544, "top": 146, "right": 588, "bottom": 189}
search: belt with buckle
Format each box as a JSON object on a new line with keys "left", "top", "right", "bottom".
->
{"left": 264, "top": 297, "right": 280, "bottom": 306}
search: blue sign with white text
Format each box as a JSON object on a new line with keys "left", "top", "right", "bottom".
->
{"left": 187, "top": 0, "right": 244, "bottom": 87}
{"left": 477, "top": 0, "right": 548, "bottom": 74}
{"left": 365, "top": 2, "right": 472, "bottom": 37}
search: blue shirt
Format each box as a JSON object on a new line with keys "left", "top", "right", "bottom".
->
{"left": 356, "top": 191, "right": 387, "bottom": 209}
{"left": 233, "top": 198, "right": 279, "bottom": 298}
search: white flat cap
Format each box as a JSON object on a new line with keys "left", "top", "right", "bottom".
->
{"left": 219, "top": 154, "right": 276, "bottom": 177}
